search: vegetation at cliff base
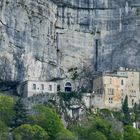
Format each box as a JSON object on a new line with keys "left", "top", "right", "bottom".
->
{"left": 1, "top": 94, "right": 140, "bottom": 140}
{"left": 13, "top": 124, "right": 49, "bottom": 140}
{"left": 28, "top": 105, "right": 65, "bottom": 139}
{"left": 0, "top": 94, "right": 15, "bottom": 125}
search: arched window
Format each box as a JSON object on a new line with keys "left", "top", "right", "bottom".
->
{"left": 65, "top": 82, "right": 72, "bottom": 92}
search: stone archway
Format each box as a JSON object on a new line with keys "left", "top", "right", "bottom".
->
{"left": 65, "top": 82, "right": 72, "bottom": 92}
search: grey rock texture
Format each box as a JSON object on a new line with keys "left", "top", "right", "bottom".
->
{"left": 0, "top": 0, "right": 57, "bottom": 81}
{"left": 0, "top": 0, "right": 140, "bottom": 82}
{"left": 55, "top": 0, "right": 140, "bottom": 72}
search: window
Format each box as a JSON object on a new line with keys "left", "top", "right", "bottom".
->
{"left": 49, "top": 85, "right": 52, "bottom": 91}
{"left": 134, "top": 90, "right": 136, "bottom": 93}
{"left": 108, "top": 88, "right": 114, "bottom": 95}
{"left": 57, "top": 85, "right": 60, "bottom": 91}
{"left": 110, "top": 78, "right": 112, "bottom": 84}
{"left": 121, "top": 89, "right": 124, "bottom": 95}
{"left": 109, "top": 97, "right": 113, "bottom": 104}
{"left": 112, "top": 89, "right": 114, "bottom": 95}
{"left": 132, "top": 99, "right": 134, "bottom": 106}
{"left": 41, "top": 84, "right": 44, "bottom": 90}
{"left": 33, "top": 84, "right": 36, "bottom": 90}
{"left": 65, "top": 82, "right": 72, "bottom": 93}
{"left": 121, "top": 79, "right": 124, "bottom": 85}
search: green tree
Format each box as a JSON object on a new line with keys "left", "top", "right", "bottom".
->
{"left": 88, "top": 117, "right": 113, "bottom": 139}
{"left": 28, "top": 105, "right": 64, "bottom": 140}
{"left": 0, "top": 95, "right": 15, "bottom": 125}
{"left": 122, "top": 96, "right": 129, "bottom": 114}
{"left": 0, "top": 120, "right": 8, "bottom": 140}
{"left": 13, "top": 124, "right": 48, "bottom": 140}
{"left": 124, "top": 125, "right": 140, "bottom": 140}
{"left": 55, "top": 129, "right": 77, "bottom": 140}
{"left": 12, "top": 98, "right": 27, "bottom": 128}
{"left": 69, "top": 116, "right": 122, "bottom": 140}
{"left": 89, "top": 131, "right": 107, "bottom": 140}
{"left": 122, "top": 95, "right": 131, "bottom": 125}
{"left": 69, "top": 123, "right": 89, "bottom": 140}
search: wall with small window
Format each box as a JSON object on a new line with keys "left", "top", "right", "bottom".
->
{"left": 127, "top": 71, "right": 140, "bottom": 108}
{"left": 109, "top": 97, "right": 113, "bottom": 104}
{"left": 21, "top": 81, "right": 58, "bottom": 97}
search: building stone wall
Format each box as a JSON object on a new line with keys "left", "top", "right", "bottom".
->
{"left": 93, "top": 74, "right": 127, "bottom": 109}
{"left": 18, "top": 80, "right": 57, "bottom": 97}
{"left": 125, "top": 71, "right": 140, "bottom": 108}
{"left": 93, "top": 68, "right": 140, "bottom": 109}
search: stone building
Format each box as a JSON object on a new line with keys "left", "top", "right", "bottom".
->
{"left": 17, "top": 80, "right": 57, "bottom": 97}
{"left": 93, "top": 67, "right": 140, "bottom": 109}
{"left": 118, "top": 68, "right": 140, "bottom": 108}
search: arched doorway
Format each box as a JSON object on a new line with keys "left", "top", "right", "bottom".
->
{"left": 65, "top": 82, "right": 72, "bottom": 92}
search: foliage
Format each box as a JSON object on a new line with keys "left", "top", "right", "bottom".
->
{"left": 124, "top": 125, "right": 140, "bottom": 140}
{"left": 57, "top": 92, "right": 83, "bottom": 122}
{"left": 112, "top": 111, "right": 123, "bottom": 122}
{"left": 12, "top": 98, "right": 28, "bottom": 128}
{"left": 68, "top": 67, "right": 79, "bottom": 80}
{"left": 0, "top": 120, "right": 8, "bottom": 140}
{"left": 69, "top": 116, "right": 123, "bottom": 140}
{"left": 0, "top": 94, "right": 15, "bottom": 125}
{"left": 122, "top": 96, "right": 129, "bottom": 114}
{"left": 88, "top": 117, "right": 118, "bottom": 140}
{"left": 67, "top": 65, "right": 94, "bottom": 92}
{"left": 13, "top": 124, "right": 48, "bottom": 140}
{"left": 133, "top": 103, "right": 139, "bottom": 122}
{"left": 1, "top": 94, "right": 140, "bottom": 140}
{"left": 68, "top": 123, "right": 89, "bottom": 140}
{"left": 89, "top": 131, "right": 107, "bottom": 140}
{"left": 100, "top": 109, "right": 112, "bottom": 118}
{"left": 58, "top": 92, "right": 83, "bottom": 102}
{"left": 55, "top": 129, "right": 77, "bottom": 140}
{"left": 28, "top": 105, "right": 64, "bottom": 139}
{"left": 122, "top": 95, "right": 131, "bottom": 125}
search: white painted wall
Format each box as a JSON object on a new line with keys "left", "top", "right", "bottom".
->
{"left": 21, "top": 80, "right": 57, "bottom": 97}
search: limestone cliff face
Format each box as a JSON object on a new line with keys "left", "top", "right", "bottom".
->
{"left": 55, "top": 0, "right": 140, "bottom": 72}
{"left": 0, "top": 0, "right": 140, "bottom": 82}
{"left": 0, "top": 0, "right": 57, "bottom": 81}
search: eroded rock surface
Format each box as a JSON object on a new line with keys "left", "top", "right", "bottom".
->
{"left": 0, "top": 0, "right": 140, "bottom": 82}
{"left": 0, "top": 0, "right": 57, "bottom": 81}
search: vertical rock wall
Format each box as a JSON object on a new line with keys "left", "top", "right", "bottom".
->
{"left": 55, "top": 0, "right": 140, "bottom": 73}
{"left": 0, "top": 0, "right": 57, "bottom": 81}
{"left": 0, "top": 0, "right": 140, "bottom": 83}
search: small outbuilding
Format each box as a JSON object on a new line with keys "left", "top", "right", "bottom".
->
{"left": 17, "top": 80, "right": 57, "bottom": 97}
